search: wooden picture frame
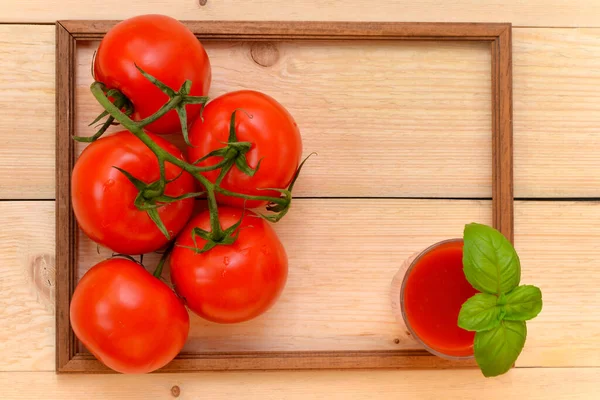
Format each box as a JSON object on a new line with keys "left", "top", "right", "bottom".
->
{"left": 56, "top": 21, "right": 513, "bottom": 373}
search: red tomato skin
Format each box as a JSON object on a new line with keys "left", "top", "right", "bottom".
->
{"left": 70, "top": 258, "right": 189, "bottom": 374}
{"left": 187, "top": 91, "right": 303, "bottom": 208}
{"left": 71, "top": 130, "right": 195, "bottom": 255}
{"left": 94, "top": 14, "right": 211, "bottom": 135}
{"left": 170, "top": 207, "right": 288, "bottom": 323}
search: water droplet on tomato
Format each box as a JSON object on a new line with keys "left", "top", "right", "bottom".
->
{"left": 261, "top": 244, "right": 270, "bottom": 255}
{"left": 223, "top": 256, "right": 230, "bottom": 266}
{"left": 103, "top": 179, "right": 115, "bottom": 192}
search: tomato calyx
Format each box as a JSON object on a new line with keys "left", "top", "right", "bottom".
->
{"left": 133, "top": 65, "right": 207, "bottom": 146}
{"left": 113, "top": 166, "right": 205, "bottom": 240}
{"left": 178, "top": 210, "right": 246, "bottom": 254}
{"left": 192, "top": 109, "right": 262, "bottom": 184}
{"left": 80, "top": 65, "right": 209, "bottom": 145}
{"left": 252, "top": 152, "right": 316, "bottom": 222}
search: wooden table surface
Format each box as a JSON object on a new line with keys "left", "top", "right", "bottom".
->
{"left": 2, "top": 1, "right": 600, "bottom": 399}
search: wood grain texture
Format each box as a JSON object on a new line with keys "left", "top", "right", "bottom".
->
{"left": 2, "top": 200, "right": 600, "bottom": 370}
{"left": 2, "top": 0, "right": 600, "bottom": 27}
{"left": 2, "top": 27, "right": 600, "bottom": 199}
{"left": 0, "top": 368, "right": 599, "bottom": 399}
{"left": 514, "top": 201, "right": 600, "bottom": 368}
{"left": 0, "top": 25, "right": 55, "bottom": 199}
{"left": 513, "top": 28, "right": 600, "bottom": 197}
{"left": 0, "top": 202, "right": 55, "bottom": 372}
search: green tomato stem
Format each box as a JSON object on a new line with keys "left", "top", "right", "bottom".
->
{"left": 152, "top": 242, "right": 174, "bottom": 278}
{"left": 215, "top": 186, "right": 288, "bottom": 206}
{"left": 136, "top": 94, "right": 184, "bottom": 128}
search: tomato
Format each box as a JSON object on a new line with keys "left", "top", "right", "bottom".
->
{"left": 188, "top": 90, "right": 303, "bottom": 208}
{"left": 170, "top": 207, "right": 288, "bottom": 323}
{"left": 72, "top": 130, "right": 195, "bottom": 255}
{"left": 70, "top": 258, "right": 189, "bottom": 374}
{"left": 94, "top": 14, "right": 211, "bottom": 135}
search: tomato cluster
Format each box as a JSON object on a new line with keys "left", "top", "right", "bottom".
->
{"left": 69, "top": 15, "right": 304, "bottom": 374}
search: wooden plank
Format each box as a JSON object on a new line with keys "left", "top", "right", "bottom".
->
{"left": 2, "top": 200, "right": 600, "bottom": 370}
{"left": 0, "top": 25, "right": 55, "bottom": 199}
{"left": 2, "top": 1, "right": 600, "bottom": 27}
{"left": 0, "top": 201, "right": 55, "bottom": 372}
{"left": 0, "top": 369, "right": 598, "bottom": 399}
{"left": 514, "top": 200, "right": 600, "bottom": 367}
{"left": 2, "top": 26, "right": 600, "bottom": 199}
{"left": 513, "top": 28, "right": 600, "bottom": 197}
{"left": 74, "top": 38, "right": 493, "bottom": 199}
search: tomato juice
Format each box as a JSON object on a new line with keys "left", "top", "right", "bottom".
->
{"left": 401, "top": 239, "right": 477, "bottom": 358}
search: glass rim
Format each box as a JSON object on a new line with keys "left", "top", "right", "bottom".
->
{"left": 399, "top": 238, "right": 474, "bottom": 360}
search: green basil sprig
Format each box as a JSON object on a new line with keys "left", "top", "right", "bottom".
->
{"left": 458, "top": 223, "right": 543, "bottom": 377}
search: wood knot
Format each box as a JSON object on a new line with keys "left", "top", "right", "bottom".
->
{"left": 250, "top": 42, "right": 280, "bottom": 67}
{"left": 171, "top": 385, "right": 181, "bottom": 397}
{"left": 393, "top": 338, "right": 400, "bottom": 344}
{"left": 29, "top": 254, "right": 55, "bottom": 309}
{"left": 198, "top": 0, "right": 208, "bottom": 6}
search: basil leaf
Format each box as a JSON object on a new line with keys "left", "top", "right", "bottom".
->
{"left": 463, "top": 223, "right": 521, "bottom": 294}
{"left": 458, "top": 293, "right": 503, "bottom": 332}
{"left": 474, "top": 320, "right": 526, "bottom": 377}
{"left": 504, "top": 285, "right": 543, "bottom": 321}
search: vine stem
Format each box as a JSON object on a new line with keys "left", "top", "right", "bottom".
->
{"left": 89, "top": 82, "right": 287, "bottom": 241}
{"left": 152, "top": 242, "right": 174, "bottom": 278}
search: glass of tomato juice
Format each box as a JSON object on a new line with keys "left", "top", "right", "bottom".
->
{"left": 398, "top": 239, "right": 478, "bottom": 359}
